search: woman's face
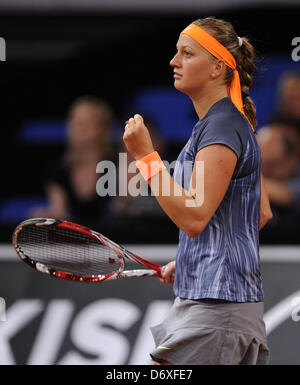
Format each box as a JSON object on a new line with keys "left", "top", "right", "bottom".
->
{"left": 67, "top": 103, "right": 106, "bottom": 147}
{"left": 170, "top": 33, "right": 215, "bottom": 97}
{"left": 258, "top": 124, "right": 300, "bottom": 180}
{"left": 281, "top": 78, "right": 300, "bottom": 119}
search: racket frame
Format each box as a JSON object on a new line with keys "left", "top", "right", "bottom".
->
{"left": 12, "top": 218, "right": 162, "bottom": 283}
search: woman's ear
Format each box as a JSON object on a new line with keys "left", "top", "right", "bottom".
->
{"left": 210, "top": 59, "right": 226, "bottom": 79}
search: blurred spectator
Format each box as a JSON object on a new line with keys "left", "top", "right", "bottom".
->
{"left": 257, "top": 115, "right": 300, "bottom": 242}
{"left": 31, "top": 95, "right": 115, "bottom": 229}
{"left": 277, "top": 70, "right": 300, "bottom": 120}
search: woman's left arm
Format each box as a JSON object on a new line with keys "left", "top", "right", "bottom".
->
{"left": 149, "top": 144, "right": 237, "bottom": 237}
{"left": 259, "top": 174, "right": 273, "bottom": 230}
{"left": 123, "top": 114, "right": 237, "bottom": 238}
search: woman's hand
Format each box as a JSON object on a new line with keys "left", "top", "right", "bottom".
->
{"left": 123, "top": 114, "right": 154, "bottom": 160}
{"left": 159, "top": 261, "right": 176, "bottom": 284}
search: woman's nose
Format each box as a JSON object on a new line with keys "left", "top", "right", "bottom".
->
{"left": 170, "top": 53, "right": 179, "bottom": 68}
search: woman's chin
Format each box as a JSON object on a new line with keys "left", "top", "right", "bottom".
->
{"left": 173, "top": 81, "right": 189, "bottom": 95}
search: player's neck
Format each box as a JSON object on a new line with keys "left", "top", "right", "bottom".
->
{"left": 192, "top": 87, "right": 229, "bottom": 121}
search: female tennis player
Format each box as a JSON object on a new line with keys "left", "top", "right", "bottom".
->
{"left": 123, "top": 17, "right": 272, "bottom": 365}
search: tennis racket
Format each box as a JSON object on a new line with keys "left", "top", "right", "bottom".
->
{"left": 12, "top": 218, "right": 163, "bottom": 283}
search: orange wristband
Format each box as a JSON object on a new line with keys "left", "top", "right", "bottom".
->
{"left": 136, "top": 151, "right": 166, "bottom": 181}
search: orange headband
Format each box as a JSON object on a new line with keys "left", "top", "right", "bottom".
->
{"left": 181, "top": 23, "right": 255, "bottom": 132}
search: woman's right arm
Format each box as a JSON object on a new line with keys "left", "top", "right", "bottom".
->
{"left": 259, "top": 173, "right": 273, "bottom": 230}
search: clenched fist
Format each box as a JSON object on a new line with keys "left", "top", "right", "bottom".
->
{"left": 123, "top": 114, "right": 155, "bottom": 160}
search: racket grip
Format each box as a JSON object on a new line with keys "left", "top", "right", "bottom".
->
{"left": 121, "top": 269, "right": 161, "bottom": 278}
{"left": 152, "top": 270, "right": 161, "bottom": 277}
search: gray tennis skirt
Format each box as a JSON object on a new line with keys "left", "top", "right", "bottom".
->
{"left": 150, "top": 297, "right": 269, "bottom": 365}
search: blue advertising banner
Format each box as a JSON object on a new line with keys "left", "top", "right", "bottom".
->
{"left": 0, "top": 245, "right": 300, "bottom": 365}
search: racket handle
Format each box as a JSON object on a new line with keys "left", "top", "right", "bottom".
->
{"left": 122, "top": 269, "right": 161, "bottom": 278}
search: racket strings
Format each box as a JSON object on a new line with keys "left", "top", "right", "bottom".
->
{"left": 17, "top": 224, "right": 121, "bottom": 276}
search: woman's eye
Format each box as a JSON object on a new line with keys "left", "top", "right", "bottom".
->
{"left": 184, "top": 51, "right": 191, "bottom": 56}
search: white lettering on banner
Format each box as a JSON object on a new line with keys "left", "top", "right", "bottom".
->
{"left": 27, "top": 300, "right": 75, "bottom": 365}
{"left": 5, "top": 294, "right": 300, "bottom": 364}
{"left": 129, "top": 300, "right": 172, "bottom": 365}
{"left": 0, "top": 297, "right": 5, "bottom": 321}
{"left": 59, "top": 298, "right": 141, "bottom": 365}
{"left": 264, "top": 290, "right": 300, "bottom": 335}
{"left": 0, "top": 300, "right": 44, "bottom": 365}
{"left": 291, "top": 297, "right": 300, "bottom": 322}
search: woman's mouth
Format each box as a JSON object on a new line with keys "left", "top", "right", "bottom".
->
{"left": 173, "top": 72, "right": 182, "bottom": 79}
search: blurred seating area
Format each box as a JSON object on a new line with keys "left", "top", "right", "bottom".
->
{"left": 257, "top": 70, "right": 300, "bottom": 243}
{"left": 0, "top": 17, "right": 299, "bottom": 244}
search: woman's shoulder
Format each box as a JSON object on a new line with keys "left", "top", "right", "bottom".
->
{"left": 190, "top": 99, "right": 256, "bottom": 159}
{"left": 210, "top": 98, "right": 251, "bottom": 129}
